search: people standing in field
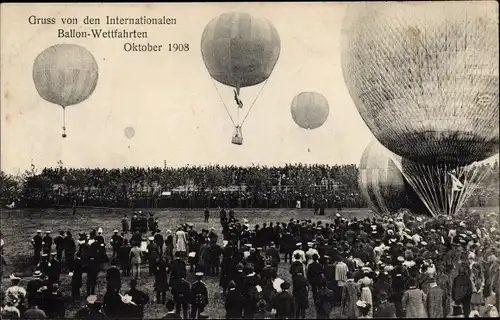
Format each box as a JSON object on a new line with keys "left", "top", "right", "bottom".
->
{"left": 3, "top": 202, "right": 500, "bottom": 319}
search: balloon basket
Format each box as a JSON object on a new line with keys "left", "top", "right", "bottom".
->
{"left": 232, "top": 135, "right": 243, "bottom": 145}
{"left": 232, "top": 126, "right": 243, "bottom": 145}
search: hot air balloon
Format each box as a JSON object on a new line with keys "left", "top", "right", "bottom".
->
{"left": 359, "top": 139, "right": 426, "bottom": 216}
{"left": 341, "top": 2, "right": 498, "bottom": 216}
{"left": 124, "top": 126, "right": 135, "bottom": 149}
{"left": 201, "top": 12, "right": 281, "bottom": 145}
{"left": 291, "top": 92, "right": 330, "bottom": 130}
{"left": 33, "top": 44, "right": 99, "bottom": 138}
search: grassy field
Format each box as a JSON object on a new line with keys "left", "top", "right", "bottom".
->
{"left": 0, "top": 206, "right": 497, "bottom": 318}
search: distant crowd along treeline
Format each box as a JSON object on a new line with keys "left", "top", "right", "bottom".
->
{"left": 1, "top": 163, "right": 498, "bottom": 209}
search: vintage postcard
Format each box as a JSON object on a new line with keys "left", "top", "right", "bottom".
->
{"left": 1, "top": 2, "right": 499, "bottom": 319}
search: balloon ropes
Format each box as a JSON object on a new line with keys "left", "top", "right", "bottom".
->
{"left": 358, "top": 139, "right": 425, "bottom": 216}
{"left": 201, "top": 12, "right": 281, "bottom": 145}
{"left": 33, "top": 44, "right": 99, "bottom": 139}
{"left": 290, "top": 92, "right": 329, "bottom": 153}
{"left": 341, "top": 2, "right": 499, "bottom": 217}
{"left": 124, "top": 126, "right": 135, "bottom": 149}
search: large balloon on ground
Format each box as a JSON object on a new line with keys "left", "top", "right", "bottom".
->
{"left": 201, "top": 12, "right": 281, "bottom": 90}
{"left": 32, "top": 44, "right": 99, "bottom": 108}
{"left": 291, "top": 92, "right": 330, "bottom": 130}
{"left": 341, "top": 2, "right": 499, "bottom": 165}
{"left": 358, "top": 139, "right": 426, "bottom": 215}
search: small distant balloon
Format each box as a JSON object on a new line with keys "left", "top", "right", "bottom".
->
{"left": 124, "top": 127, "right": 135, "bottom": 139}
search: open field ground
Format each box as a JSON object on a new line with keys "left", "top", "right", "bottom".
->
{"left": 1, "top": 206, "right": 498, "bottom": 318}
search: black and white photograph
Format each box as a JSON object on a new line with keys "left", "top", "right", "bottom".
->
{"left": 0, "top": 2, "right": 499, "bottom": 319}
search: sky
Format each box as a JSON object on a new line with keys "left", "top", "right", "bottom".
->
{"left": 1, "top": 3, "right": 497, "bottom": 175}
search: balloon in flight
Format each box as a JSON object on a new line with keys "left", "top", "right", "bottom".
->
{"left": 290, "top": 92, "right": 330, "bottom": 130}
{"left": 32, "top": 44, "right": 99, "bottom": 138}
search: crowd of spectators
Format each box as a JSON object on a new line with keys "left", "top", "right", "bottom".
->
{"left": 1, "top": 162, "right": 498, "bottom": 210}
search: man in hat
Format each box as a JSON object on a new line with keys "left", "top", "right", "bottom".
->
{"left": 74, "top": 295, "right": 107, "bottom": 320}
{"left": 110, "top": 230, "right": 123, "bottom": 259}
{"left": 37, "top": 253, "right": 50, "bottom": 278}
{"left": 47, "top": 252, "right": 62, "bottom": 284}
{"left": 281, "top": 231, "right": 294, "bottom": 263}
{"left": 171, "top": 272, "right": 191, "bottom": 319}
{"left": 373, "top": 291, "right": 396, "bottom": 318}
{"left": 122, "top": 214, "right": 130, "bottom": 234}
{"left": 292, "top": 270, "right": 309, "bottom": 319}
{"left": 87, "top": 256, "right": 100, "bottom": 296}
{"left": 126, "top": 279, "right": 150, "bottom": 319}
{"left": 23, "top": 301, "right": 47, "bottom": 319}
{"left": 147, "top": 236, "right": 159, "bottom": 276}
{"left": 54, "top": 231, "right": 65, "bottom": 263}
{"left": 26, "top": 271, "right": 45, "bottom": 307}
{"left": 64, "top": 231, "right": 76, "bottom": 272}
{"left": 31, "top": 230, "right": 43, "bottom": 264}
{"left": 271, "top": 281, "right": 295, "bottom": 319}
{"left": 191, "top": 272, "right": 209, "bottom": 319}
{"left": 154, "top": 229, "right": 164, "bottom": 256}
{"left": 42, "top": 231, "right": 52, "bottom": 255}
{"left": 163, "top": 299, "right": 182, "bottom": 319}
{"left": 204, "top": 207, "right": 210, "bottom": 223}
{"left": 253, "top": 299, "right": 272, "bottom": 319}
{"left": 307, "top": 254, "right": 324, "bottom": 302}
{"left": 71, "top": 253, "right": 84, "bottom": 300}
{"left": 425, "top": 277, "right": 447, "bottom": 318}
{"left": 315, "top": 280, "right": 334, "bottom": 319}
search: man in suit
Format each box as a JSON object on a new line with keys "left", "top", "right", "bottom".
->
{"left": 374, "top": 291, "right": 396, "bottom": 318}
{"left": 271, "top": 281, "right": 295, "bottom": 319}
{"left": 129, "top": 243, "right": 142, "bottom": 279}
{"left": 191, "top": 272, "right": 209, "bottom": 319}
{"left": 171, "top": 273, "right": 191, "bottom": 319}
{"left": 266, "top": 242, "right": 280, "bottom": 269}
{"left": 31, "top": 230, "right": 43, "bottom": 264}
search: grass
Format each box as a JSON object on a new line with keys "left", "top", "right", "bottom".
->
{"left": 1, "top": 206, "right": 498, "bottom": 318}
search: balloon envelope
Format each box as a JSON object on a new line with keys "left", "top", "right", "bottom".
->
{"left": 291, "top": 92, "right": 330, "bottom": 130}
{"left": 33, "top": 44, "right": 99, "bottom": 108}
{"left": 124, "top": 127, "right": 135, "bottom": 139}
{"left": 201, "top": 12, "right": 281, "bottom": 89}
{"left": 341, "top": 2, "right": 499, "bottom": 165}
{"left": 358, "top": 139, "right": 426, "bottom": 215}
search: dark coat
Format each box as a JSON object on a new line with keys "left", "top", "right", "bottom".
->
{"left": 292, "top": 274, "right": 309, "bottom": 309}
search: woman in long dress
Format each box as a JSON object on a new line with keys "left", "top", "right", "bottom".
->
{"left": 175, "top": 227, "right": 188, "bottom": 258}
{"left": 340, "top": 274, "right": 359, "bottom": 319}
{"left": 359, "top": 276, "right": 373, "bottom": 317}
{"left": 402, "top": 277, "right": 427, "bottom": 318}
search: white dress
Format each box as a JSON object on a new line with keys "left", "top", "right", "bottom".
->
{"left": 176, "top": 230, "right": 187, "bottom": 252}
{"left": 360, "top": 286, "right": 373, "bottom": 317}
